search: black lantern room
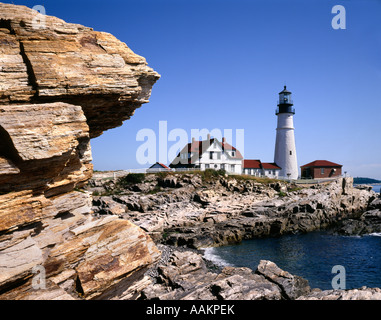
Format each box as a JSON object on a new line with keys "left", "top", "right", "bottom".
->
{"left": 276, "top": 86, "right": 295, "bottom": 115}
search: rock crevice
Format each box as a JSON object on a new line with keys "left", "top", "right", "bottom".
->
{"left": 0, "top": 3, "right": 160, "bottom": 300}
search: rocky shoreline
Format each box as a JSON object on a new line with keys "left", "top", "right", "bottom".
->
{"left": 90, "top": 172, "right": 381, "bottom": 248}
{"left": 85, "top": 171, "right": 381, "bottom": 300}
{"left": 1, "top": 3, "right": 380, "bottom": 301}
{"left": 109, "top": 243, "right": 381, "bottom": 300}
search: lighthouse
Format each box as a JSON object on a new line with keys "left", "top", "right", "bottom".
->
{"left": 274, "top": 86, "right": 298, "bottom": 179}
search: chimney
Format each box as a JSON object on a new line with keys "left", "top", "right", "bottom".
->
{"left": 207, "top": 134, "right": 211, "bottom": 140}
{"left": 222, "top": 137, "right": 226, "bottom": 143}
{"left": 192, "top": 137, "right": 196, "bottom": 143}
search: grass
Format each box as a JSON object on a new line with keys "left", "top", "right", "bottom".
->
{"left": 231, "top": 174, "right": 284, "bottom": 185}
{"left": 147, "top": 170, "right": 283, "bottom": 185}
{"left": 91, "top": 170, "right": 291, "bottom": 197}
{"left": 117, "top": 173, "right": 145, "bottom": 187}
{"left": 278, "top": 191, "right": 287, "bottom": 197}
{"left": 146, "top": 186, "right": 163, "bottom": 195}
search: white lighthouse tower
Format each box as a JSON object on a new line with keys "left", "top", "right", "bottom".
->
{"left": 274, "top": 86, "right": 298, "bottom": 180}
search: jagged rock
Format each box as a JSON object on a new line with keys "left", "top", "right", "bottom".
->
{"left": 355, "top": 185, "right": 373, "bottom": 191}
{"left": 0, "top": 3, "right": 160, "bottom": 300}
{"left": 139, "top": 250, "right": 284, "bottom": 301}
{"left": 0, "top": 3, "right": 160, "bottom": 138}
{"left": 298, "top": 287, "right": 381, "bottom": 300}
{"left": 90, "top": 174, "right": 377, "bottom": 249}
{"left": 0, "top": 279, "right": 77, "bottom": 300}
{"left": 256, "top": 260, "right": 311, "bottom": 299}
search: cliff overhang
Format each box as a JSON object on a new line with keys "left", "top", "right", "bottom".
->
{"left": 0, "top": 3, "right": 160, "bottom": 300}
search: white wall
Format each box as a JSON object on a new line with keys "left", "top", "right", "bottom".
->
{"left": 195, "top": 141, "right": 242, "bottom": 174}
{"left": 274, "top": 113, "right": 298, "bottom": 179}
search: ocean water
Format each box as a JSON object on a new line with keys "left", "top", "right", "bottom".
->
{"left": 205, "top": 232, "right": 381, "bottom": 290}
{"left": 204, "top": 184, "right": 381, "bottom": 290}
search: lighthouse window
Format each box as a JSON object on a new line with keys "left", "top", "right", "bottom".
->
{"left": 290, "top": 151, "right": 293, "bottom": 156}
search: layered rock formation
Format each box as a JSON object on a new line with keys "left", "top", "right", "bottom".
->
{"left": 0, "top": 3, "right": 160, "bottom": 300}
{"left": 91, "top": 173, "right": 377, "bottom": 248}
{"left": 0, "top": 2, "right": 159, "bottom": 137}
{"left": 128, "top": 246, "right": 381, "bottom": 301}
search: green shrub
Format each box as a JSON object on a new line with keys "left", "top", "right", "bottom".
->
{"left": 200, "top": 169, "right": 226, "bottom": 181}
{"left": 278, "top": 191, "right": 287, "bottom": 197}
{"left": 118, "top": 173, "right": 145, "bottom": 187}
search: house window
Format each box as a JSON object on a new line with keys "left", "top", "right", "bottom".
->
{"left": 210, "top": 152, "right": 214, "bottom": 160}
{"left": 231, "top": 165, "right": 235, "bottom": 172}
{"left": 232, "top": 151, "right": 236, "bottom": 157}
{"left": 205, "top": 164, "right": 210, "bottom": 169}
{"left": 221, "top": 164, "right": 225, "bottom": 170}
{"left": 321, "top": 168, "right": 325, "bottom": 175}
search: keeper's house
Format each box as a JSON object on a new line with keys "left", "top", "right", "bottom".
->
{"left": 301, "top": 160, "right": 342, "bottom": 179}
{"left": 169, "top": 135, "right": 243, "bottom": 174}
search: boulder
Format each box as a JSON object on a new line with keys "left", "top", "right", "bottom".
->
{"left": 139, "top": 250, "right": 283, "bottom": 300}
{"left": 0, "top": 3, "right": 160, "bottom": 300}
{"left": 298, "top": 287, "right": 381, "bottom": 300}
{"left": 256, "top": 260, "right": 311, "bottom": 299}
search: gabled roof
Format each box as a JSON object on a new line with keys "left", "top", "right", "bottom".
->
{"left": 243, "top": 160, "right": 262, "bottom": 169}
{"left": 301, "top": 160, "right": 342, "bottom": 168}
{"left": 243, "top": 160, "right": 281, "bottom": 170}
{"left": 171, "top": 138, "right": 243, "bottom": 166}
{"left": 262, "top": 162, "right": 281, "bottom": 170}
{"left": 149, "top": 162, "right": 171, "bottom": 170}
{"left": 220, "top": 140, "right": 243, "bottom": 160}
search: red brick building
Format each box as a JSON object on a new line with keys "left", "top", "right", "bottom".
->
{"left": 301, "top": 160, "right": 343, "bottom": 179}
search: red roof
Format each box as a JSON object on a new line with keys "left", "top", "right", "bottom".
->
{"left": 262, "top": 163, "right": 281, "bottom": 170}
{"left": 221, "top": 140, "right": 243, "bottom": 160}
{"left": 184, "top": 138, "right": 243, "bottom": 160}
{"left": 157, "top": 162, "right": 170, "bottom": 170}
{"left": 301, "top": 160, "right": 342, "bottom": 168}
{"left": 243, "top": 160, "right": 281, "bottom": 170}
{"left": 150, "top": 162, "right": 171, "bottom": 170}
{"left": 243, "top": 160, "right": 262, "bottom": 169}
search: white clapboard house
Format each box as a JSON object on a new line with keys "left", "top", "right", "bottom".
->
{"left": 169, "top": 135, "right": 243, "bottom": 174}
{"left": 242, "top": 159, "right": 281, "bottom": 179}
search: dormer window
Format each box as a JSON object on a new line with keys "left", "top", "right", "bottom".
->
{"left": 231, "top": 151, "right": 236, "bottom": 157}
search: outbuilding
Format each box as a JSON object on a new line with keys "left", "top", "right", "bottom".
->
{"left": 301, "top": 160, "right": 342, "bottom": 179}
{"left": 147, "top": 162, "right": 171, "bottom": 173}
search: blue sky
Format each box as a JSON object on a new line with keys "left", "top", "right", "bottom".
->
{"left": 7, "top": 0, "right": 381, "bottom": 179}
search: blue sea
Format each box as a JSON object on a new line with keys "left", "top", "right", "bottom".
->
{"left": 205, "top": 232, "right": 381, "bottom": 290}
{"left": 205, "top": 185, "right": 381, "bottom": 291}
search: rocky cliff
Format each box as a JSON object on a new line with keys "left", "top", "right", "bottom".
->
{"left": 91, "top": 173, "right": 379, "bottom": 248}
{"left": 88, "top": 172, "right": 381, "bottom": 300}
{"left": 0, "top": 3, "right": 160, "bottom": 300}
